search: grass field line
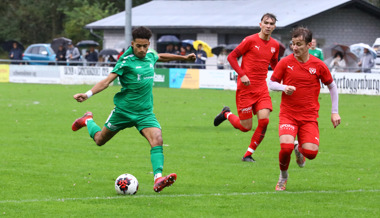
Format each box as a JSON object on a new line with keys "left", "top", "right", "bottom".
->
{"left": 1, "top": 189, "right": 379, "bottom": 204}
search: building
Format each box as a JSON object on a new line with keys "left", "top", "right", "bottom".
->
{"left": 85, "top": 0, "right": 380, "bottom": 67}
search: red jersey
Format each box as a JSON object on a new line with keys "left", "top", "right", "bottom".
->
{"left": 235, "top": 33, "right": 279, "bottom": 88}
{"left": 271, "top": 54, "right": 333, "bottom": 121}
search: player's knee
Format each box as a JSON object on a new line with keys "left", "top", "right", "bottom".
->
{"left": 152, "top": 135, "right": 163, "bottom": 147}
{"left": 302, "top": 149, "right": 318, "bottom": 160}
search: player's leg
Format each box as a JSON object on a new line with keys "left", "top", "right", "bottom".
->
{"left": 141, "top": 127, "right": 177, "bottom": 193}
{"left": 214, "top": 107, "right": 252, "bottom": 131}
{"left": 72, "top": 111, "right": 119, "bottom": 146}
{"left": 297, "top": 121, "right": 320, "bottom": 161}
{"left": 242, "top": 108, "right": 270, "bottom": 162}
{"left": 276, "top": 134, "right": 295, "bottom": 191}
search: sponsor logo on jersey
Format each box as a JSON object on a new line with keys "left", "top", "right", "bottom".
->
{"left": 240, "top": 106, "right": 252, "bottom": 114}
{"left": 280, "top": 124, "right": 295, "bottom": 131}
{"left": 271, "top": 47, "right": 276, "bottom": 53}
{"left": 136, "top": 66, "right": 142, "bottom": 69}
{"left": 309, "top": 68, "right": 316, "bottom": 74}
{"left": 287, "top": 65, "right": 294, "bottom": 71}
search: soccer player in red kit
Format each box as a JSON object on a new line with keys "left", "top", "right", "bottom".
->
{"left": 268, "top": 27, "right": 341, "bottom": 191}
{"left": 214, "top": 13, "right": 280, "bottom": 162}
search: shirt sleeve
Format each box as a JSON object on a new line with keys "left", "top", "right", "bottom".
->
{"left": 270, "top": 58, "right": 286, "bottom": 82}
{"left": 319, "top": 62, "right": 333, "bottom": 85}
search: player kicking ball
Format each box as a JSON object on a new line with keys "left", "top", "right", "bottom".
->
{"left": 268, "top": 27, "right": 341, "bottom": 191}
{"left": 72, "top": 26, "right": 195, "bottom": 192}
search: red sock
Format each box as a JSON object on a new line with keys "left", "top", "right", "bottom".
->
{"left": 279, "top": 143, "right": 294, "bottom": 171}
{"left": 244, "top": 118, "right": 269, "bottom": 157}
{"left": 299, "top": 146, "right": 318, "bottom": 160}
{"left": 225, "top": 112, "right": 250, "bottom": 132}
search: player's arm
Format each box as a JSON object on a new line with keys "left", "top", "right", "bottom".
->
{"left": 227, "top": 49, "right": 250, "bottom": 86}
{"left": 73, "top": 72, "right": 118, "bottom": 102}
{"left": 157, "top": 53, "right": 196, "bottom": 62}
{"left": 268, "top": 80, "right": 296, "bottom": 95}
{"left": 327, "top": 81, "right": 341, "bottom": 128}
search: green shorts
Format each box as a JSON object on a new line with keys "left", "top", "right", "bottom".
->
{"left": 104, "top": 107, "right": 161, "bottom": 132}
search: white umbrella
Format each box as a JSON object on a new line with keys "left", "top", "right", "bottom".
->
{"left": 350, "top": 43, "right": 377, "bottom": 59}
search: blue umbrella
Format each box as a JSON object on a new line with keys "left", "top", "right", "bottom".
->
{"left": 157, "top": 35, "right": 180, "bottom": 44}
{"left": 181, "top": 39, "right": 194, "bottom": 47}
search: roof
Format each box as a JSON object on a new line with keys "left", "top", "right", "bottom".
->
{"left": 85, "top": 0, "right": 380, "bottom": 30}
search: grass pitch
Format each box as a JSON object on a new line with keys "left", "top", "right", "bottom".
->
{"left": 0, "top": 83, "right": 379, "bottom": 217}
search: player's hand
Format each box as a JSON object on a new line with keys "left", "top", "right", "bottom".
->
{"left": 186, "top": 53, "right": 196, "bottom": 62}
{"left": 73, "top": 93, "right": 88, "bottom": 102}
{"left": 284, "top": 85, "right": 296, "bottom": 95}
{"left": 331, "top": 113, "right": 341, "bottom": 128}
{"left": 240, "top": 75, "right": 250, "bottom": 86}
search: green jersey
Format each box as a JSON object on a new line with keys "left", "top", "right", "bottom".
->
{"left": 309, "top": 48, "right": 324, "bottom": 61}
{"left": 111, "top": 47, "right": 159, "bottom": 114}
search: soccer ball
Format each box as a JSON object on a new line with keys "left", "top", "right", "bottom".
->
{"left": 115, "top": 173, "right": 139, "bottom": 195}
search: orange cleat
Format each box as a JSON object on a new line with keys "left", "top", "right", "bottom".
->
{"left": 153, "top": 173, "right": 177, "bottom": 193}
{"left": 72, "top": 112, "right": 93, "bottom": 131}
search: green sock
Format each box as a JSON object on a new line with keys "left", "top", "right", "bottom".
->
{"left": 86, "top": 119, "right": 101, "bottom": 139}
{"left": 150, "top": 146, "right": 164, "bottom": 176}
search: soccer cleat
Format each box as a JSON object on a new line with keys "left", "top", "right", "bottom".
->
{"left": 242, "top": 156, "right": 255, "bottom": 162}
{"left": 72, "top": 112, "right": 93, "bottom": 131}
{"left": 213, "top": 106, "right": 231, "bottom": 126}
{"left": 294, "top": 141, "right": 305, "bottom": 168}
{"left": 153, "top": 173, "right": 177, "bottom": 193}
{"left": 275, "top": 176, "right": 288, "bottom": 191}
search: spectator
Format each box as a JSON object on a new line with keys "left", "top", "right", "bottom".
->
{"left": 283, "top": 41, "right": 293, "bottom": 57}
{"left": 56, "top": 44, "right": 67, "bottom": 65}
{"left": 65, "top": 42, "right": 80, "bottom": 65}
{"left": 217, "top": 49, "right": 229, "bottom": 69}
{"left": 117, "top": 48, "right": 125, "bottom": 61}
{"left": 309, "top": 38, "right": 324, "bottom": 60}
{"left": 194, "top": 43, "right": 207, "bottom": 69}
{"left": 358, "top": 48, "right": 375, "bottom": 73}
{"left": 9, "top": 42, "right": 23, "bottom": 65}
{"left": 85, "top": 46, "right": 98, "bottom": 66}
{"left": 329, "top": 52, "right": 346, "bottom": 72}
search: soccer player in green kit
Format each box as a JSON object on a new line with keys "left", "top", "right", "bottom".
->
{"left": 71, "top": 26, "right": 196, "bottom": 193}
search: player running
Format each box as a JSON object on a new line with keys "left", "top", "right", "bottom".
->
{"left": 71, "top": 26, "right": 196, "bottom": 193}
{"left": 214, "top": 13, "right": 280, "bottom": 162}
{"left": 268, "top": 27, "right": 341, "bottom": 191}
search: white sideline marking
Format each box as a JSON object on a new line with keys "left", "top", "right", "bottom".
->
{"left": 0, "top": 189, "right": 379, "bottom": 204}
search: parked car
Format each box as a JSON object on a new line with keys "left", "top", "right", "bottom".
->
{"left": 22, "top": 43, "right": 56, "bottom": 65}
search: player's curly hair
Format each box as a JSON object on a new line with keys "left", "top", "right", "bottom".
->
{"left": 132, "top": 26, "right": 152, "bottom": 40}
{"left": 292, "top": 27, "right": 312, "bottom": 44}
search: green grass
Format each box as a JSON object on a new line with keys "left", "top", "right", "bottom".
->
{"left": 0, "top": 83, "right": 379, "bottom": 217}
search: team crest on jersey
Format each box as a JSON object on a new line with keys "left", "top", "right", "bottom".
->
{"left": 309, "top": 68, "right": 317, "bottom": 74}
{"left": 271, "top": 47, "right": 276, "bottom": 53}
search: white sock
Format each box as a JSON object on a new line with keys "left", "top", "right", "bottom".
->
{"left": 85, "top": 118, "right": 93, "bottom": 125}
{"left": 280, "top": 170, "right": 288, "bottom": 179}
{"left": 154, "top": 173, "right": 162, "bottom": 181}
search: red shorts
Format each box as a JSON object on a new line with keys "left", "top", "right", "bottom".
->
{"left": 279, "top": 115, "right": 320, "bottom": 146}
{"left": 236, "top": 89, "right": 272, "bottom": 120}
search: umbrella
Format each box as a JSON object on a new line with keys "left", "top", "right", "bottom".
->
{"left": 51, "top": 37, "right": 72, "bottom": 53}
{"left": 99, "top": 48, "right": 119, "bottom": 56}
{"left": 157, "top": 35, "right": 180, "bottom": 44}
{"left": 193, "top": 40, "right": 214, "bottom": 57}
{"left": 76, "top": 40, "right": 99, "bottom": 47}
{"left": 181, "top": 39, "right": 194, "bottom": 47}
{"left": 211, "top": 44, "right": 227, "bottom": 56}
{"left": 324, "top": 44, "right": 359, "bottom": 70}
{"left": 350, "top": 43, "right": 377, "bottom": 59}
{"left": 225, "top": 43, "right": 239, "bottom": 51}
{"left": 2, "top": 40, "right": 24, "bottom": 52}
